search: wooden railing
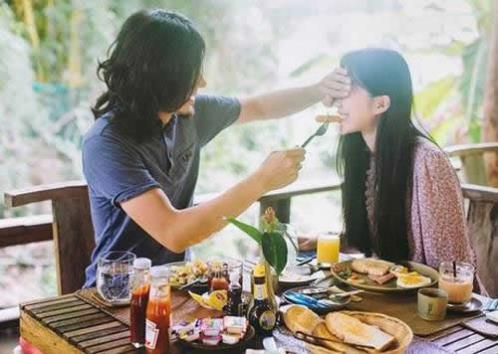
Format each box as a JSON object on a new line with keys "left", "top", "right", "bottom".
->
{"left": 0, "top": 214, "right": 52, "bottom": 248}
{"left": 0, "top": 180, "right": 342, "bottom": 250}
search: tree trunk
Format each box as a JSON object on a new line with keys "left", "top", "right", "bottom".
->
{"left": 483, "top": 0, "right": 498, "bottom": 186}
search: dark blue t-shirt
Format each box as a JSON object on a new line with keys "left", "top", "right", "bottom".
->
{"left": 82, "top": 95, "right": 240, "bottom": 287}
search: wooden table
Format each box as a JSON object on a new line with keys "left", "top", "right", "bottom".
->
{"left": 19, "top": 288, "right": 498, "bottom": 354}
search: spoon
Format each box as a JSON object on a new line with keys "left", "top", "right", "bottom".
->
{"left": 300, "top": 122, "right": 329, "bottom": 148}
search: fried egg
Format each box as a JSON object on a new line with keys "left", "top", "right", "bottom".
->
{"left": 396, "top": 272, "right": 432, "bottom": 288}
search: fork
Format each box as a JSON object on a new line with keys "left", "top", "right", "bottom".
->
{"left": 301, "top": 122, "right": 330, "bottom": 148}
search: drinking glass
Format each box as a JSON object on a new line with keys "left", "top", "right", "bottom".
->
{"left": 438, "top": 261, "right": 474, "bottom": 304}
{"left": 97, "top": 251, "right": 136, "bottom": 305}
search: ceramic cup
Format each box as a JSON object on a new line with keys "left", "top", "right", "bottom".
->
{"left": 418, "top": 288, "right": 448, "bottom": 321}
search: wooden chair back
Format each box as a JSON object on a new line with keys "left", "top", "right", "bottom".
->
{"left": 5, "top": 181, "right": 94, "bottom": 295}
{"left": 446, "top": 143, "right": 498, "bottom": 185}
{"left": 462, "top": 183, "right": 498, "bottom": 297}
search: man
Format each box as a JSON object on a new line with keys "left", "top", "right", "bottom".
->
{"left": 82, "top": 9, "right": 350, "bottom": 287}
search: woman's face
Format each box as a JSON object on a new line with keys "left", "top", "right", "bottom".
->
{"left": 336, "top": 84, "right": 385, "bottom": 135}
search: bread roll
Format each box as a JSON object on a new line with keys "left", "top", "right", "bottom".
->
{"left": 283, "top": 305, "right": 322, "bottom": 335}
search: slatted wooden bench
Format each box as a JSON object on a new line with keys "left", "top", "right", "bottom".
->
{"left": 20, "top": 294, "right": 133, "bottom": 354}
{"left": 20, "top": 289, "right": 221, "bottom": 354}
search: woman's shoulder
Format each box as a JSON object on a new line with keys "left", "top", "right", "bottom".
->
{"left": 412, "top": 137, "right": 456, "bottom": 181}
{"left": 413, "top": 137, "right": 448, "bottom": 165}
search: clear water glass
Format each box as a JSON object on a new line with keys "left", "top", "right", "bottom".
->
{"left": 97, "top": 251, "right": 136, "bottom": 305}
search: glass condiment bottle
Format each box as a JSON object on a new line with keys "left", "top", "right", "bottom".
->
{"left": 145, "top": 266, "right": 171, "bottom": 354}
{"left": 247, "top": 263, "right": 277, "bottom": 336}
{"left": 225, "top": 271, "right": 242, "bottom": 316}
{"left": 130, "top": 257, "right": 151, "bottom": 347}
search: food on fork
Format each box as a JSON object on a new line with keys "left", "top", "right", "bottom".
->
{"left": 325, "top": 312, "right": 396, "bottom": 351}
{"left": 315, "top": 114, "right": 343, "bottom": 123}
{"left": 351, "top": 258, "right": 395, "bottom": 276}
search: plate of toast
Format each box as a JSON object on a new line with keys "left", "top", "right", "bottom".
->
{"left": 281, "top": 304, "right": 413, "bottom": 353}
{"left": 331, "top": 258, "right": 438, "bottom": 293}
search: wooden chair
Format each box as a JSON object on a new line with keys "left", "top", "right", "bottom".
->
{"left": 4, "top": 181, "right": 94, "bottom": 295}
{"left": 445, "top": 142, "right": 498, "bottom": 185}
{"left": 462, "top": 183, "right": 498, "bottom": 297}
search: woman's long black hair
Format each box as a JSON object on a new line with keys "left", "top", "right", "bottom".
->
{"left": 92, "top": 9, "right": 205, "bottom": 141}
{"left": 337, "top": 48, "right": 432, "bottom": 261}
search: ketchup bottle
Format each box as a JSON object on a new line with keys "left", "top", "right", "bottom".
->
{"left": 130, "top": 258, "right": 151, "bottom": 347}
{"left": 145, "top": 266, "right": 172, "bottom": 354}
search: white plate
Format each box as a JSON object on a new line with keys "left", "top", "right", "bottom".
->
{"left": 278, "top": 268, "right": 326, "bottom": 286}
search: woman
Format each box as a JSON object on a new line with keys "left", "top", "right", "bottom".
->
{"left": 333, "top": 48, "right": 476, "bottom": 270}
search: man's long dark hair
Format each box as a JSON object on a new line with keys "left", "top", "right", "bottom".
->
{"left": 337, "top": 48, "right": 432, "bottom": 261}
{"left": 92, "top": 9, "right": 205, "bottom": 141}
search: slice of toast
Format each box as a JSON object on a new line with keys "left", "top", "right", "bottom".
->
{"left": 351, "top": 258, "right": 394, "bottom": 277}
{"left": 325, "top": 312, "right": 395, "bottom": 351}
{"left": 312, "top": 322, "right": 366, "bottom": 354}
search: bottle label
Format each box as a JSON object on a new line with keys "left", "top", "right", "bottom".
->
{"left": 145, "top": 319, "right": 159, "bottom": 349}
{"left": 259, "top": 310, "right": 276, "bottom": 330}
{"left": 253, "top": 284, "right": 267, "bottom": 300}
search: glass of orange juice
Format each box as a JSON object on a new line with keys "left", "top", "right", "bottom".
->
{"left": 438, "top": 261, "right": 474, "bottom": 304}
{"left": 316, "top": 233, "right": 340, "bottom": 267}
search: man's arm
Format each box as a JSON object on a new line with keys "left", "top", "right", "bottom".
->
{"left": 237, "top": 68, "right": 350, "bottom": 124}
{"left": 121, "top": 148, "right": 305, "bottom": 253}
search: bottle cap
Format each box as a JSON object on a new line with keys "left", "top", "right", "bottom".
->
{"left": 150, "top": 266, "right": 170, "bottom": 278}
{"left": 133, "top": 257, "right": 151, "bottom": 270}
{"left": 254, "top": 263, "right": 266, "bottom": 277}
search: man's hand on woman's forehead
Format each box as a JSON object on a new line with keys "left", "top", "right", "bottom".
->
{"left": 318, "top": 67, "right": 351, "bottom": 106}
